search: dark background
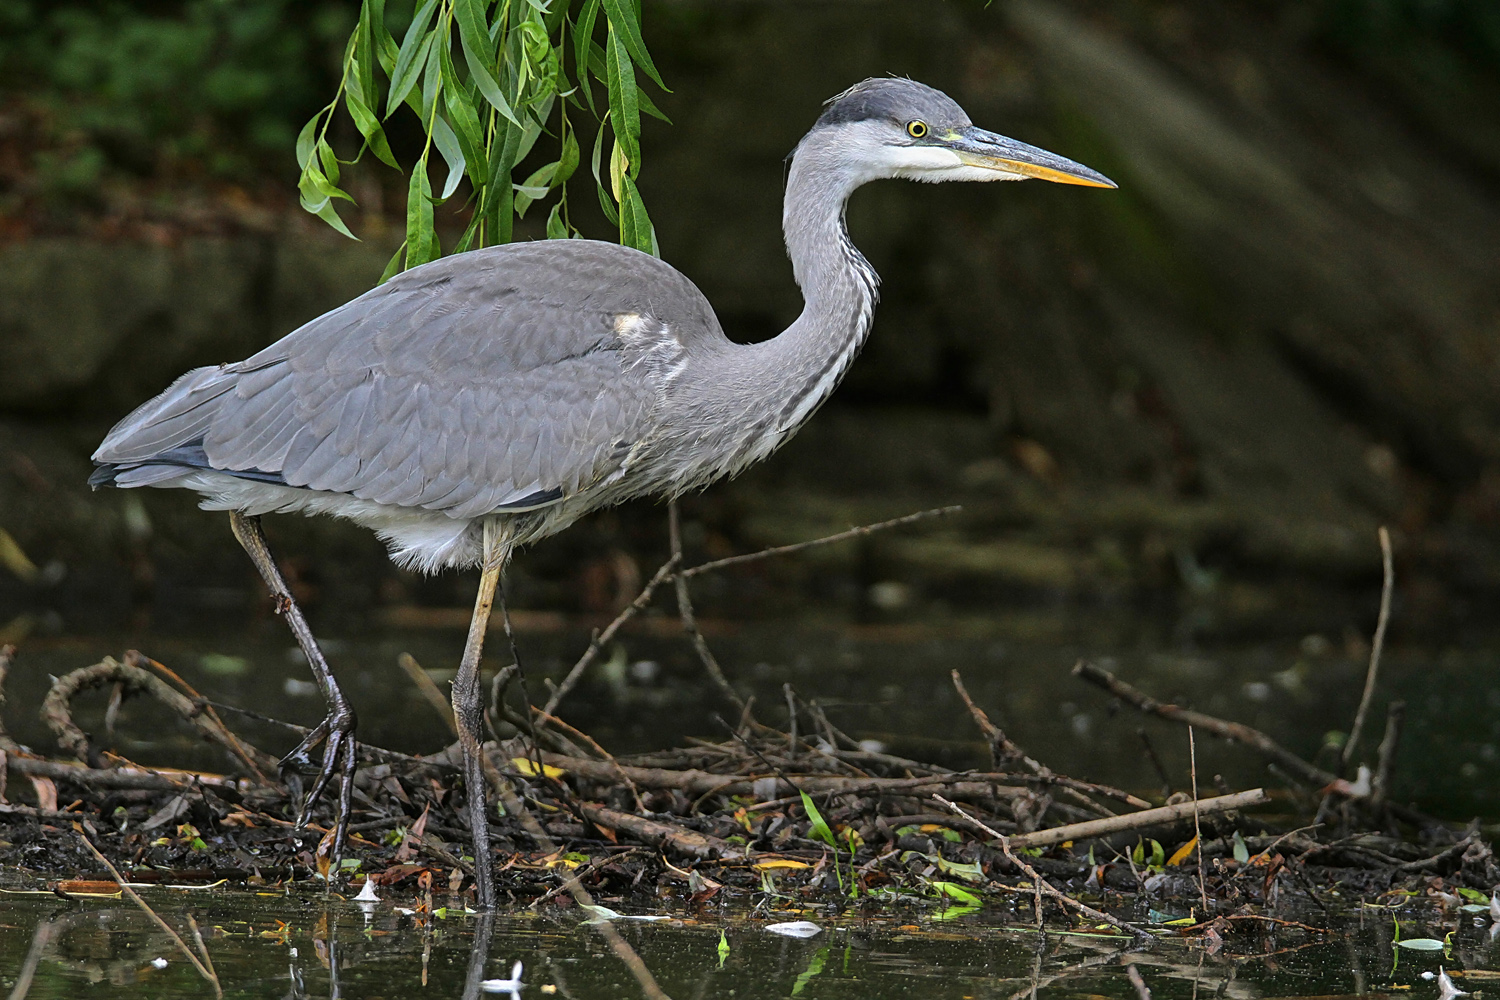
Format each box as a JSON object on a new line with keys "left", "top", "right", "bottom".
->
{"left": 3, "top": 0, "right": 1500, "bottom": 646}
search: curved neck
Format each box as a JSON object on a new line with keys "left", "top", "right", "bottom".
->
{"left": 756, "top": 137, "right": 881, "bottom": 433}
{"left": 662, "top": 133, "right": 880, "bottom": 486}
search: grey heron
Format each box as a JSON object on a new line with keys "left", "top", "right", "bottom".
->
{"left": 90, "top": 77, "right": 1114, "bottom": 906}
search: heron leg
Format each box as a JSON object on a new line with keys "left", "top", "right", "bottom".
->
{"left": 454, "top": 520, "right": 507, "bottom": 910}
{"left": 228, "top": 511, "right": 357, "bottom": 869}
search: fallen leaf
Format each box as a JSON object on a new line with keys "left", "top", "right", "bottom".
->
{"left": 511, "top": 757, "right": 565, "bottom": 779}
{"left": 1167, "top": 837, "right": 1198, "bottom": 867}
{"left": 29, "top": 776, "right": 57, "bottom": 812}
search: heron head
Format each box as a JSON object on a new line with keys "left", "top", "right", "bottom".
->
{"left": 808, "top": 77, "right": 1116, "bottom": 189}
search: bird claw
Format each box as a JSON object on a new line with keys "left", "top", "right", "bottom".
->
{"left": 278, "top": 708, "right": 358, "bottom": 834}
{"left": 278, "top": 720, "right": 331, "bottom": 779}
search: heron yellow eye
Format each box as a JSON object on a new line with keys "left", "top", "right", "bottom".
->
{"left": 906, "top": 120, "right": 928, "bottom": 139}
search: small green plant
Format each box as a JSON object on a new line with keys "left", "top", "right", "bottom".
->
{"left": 1131, "top": 837, "right": 1167, "bottom": 873}
{"left": 800, "top": 790, "right": 860, "bottom": 897}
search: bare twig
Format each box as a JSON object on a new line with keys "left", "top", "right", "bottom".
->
{"left": 2, "top": 755, "right": 249, "bottom": 794}
{"left": 1343, "top": 527, "right": 1394, "bottom": 774}
{"left": 951, "top": 668, "right": 1007, "bottom": 771}
{"left": 1005, "top": 789, "right": 1269, "bottom": 850}
{"left": 669, "top": 501, "right": 744, "bottom": 712}
{"left": 397, "top": 653, "right": 458, "bottom": 737}
{"left": 540, "top": 505, "right": 960, "bottom": 724}
{"left": 953, "top": 669, "right": 1149, "bottom": 810}
{"left": 1371, "top": 700, "right": 1406, "bottom": 806}
{"left": 784, "top": 683, "right": 799, "bottom": 757}
{"left": 578, "top": 803, "right": 731, "bottom": 859}
{"left": 530, "top": 708, "right": 645, "bottom": 813}
{"left": 1189, "top": 727, "right": 1207, "bottom": 914}
{"left": 1074, "top": 660, "right": 1336, "bottom": 787}
{"left": 206, "top": 701, "right": 449, "bottom": 769}
{"left": 131, "top": 652, "right": 269, "bottom": 783}
{"left": 677, "top": 505, "right": 961, "bottom": 579}
{"left": 44, "top": 656, "right": 278, "bottom": 777}
{"left": 529, "top": 751, "right": 1033, "bottom": 802}
{"left": 932, "top": 794, "right": 1148, "bottom": 940}
{"left": 1125, "top": 964, "right": 1152, "bottom": 1000}
{"left": 539, "top": 554, "right": 680, "bottom": 724}
{"left": 76, "top": 830, "right": 222, "bottom": 997}
{"left": 1137, "top": 728, "right": 1172, "bottom": 799}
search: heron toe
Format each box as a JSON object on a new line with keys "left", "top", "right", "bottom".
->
{"left": 280, "top": 708, "right": 358, "bottom": 831}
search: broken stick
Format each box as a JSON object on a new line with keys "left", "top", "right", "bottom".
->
{"left": 1005, "top": 788, "right": 1268, "bottom": 850}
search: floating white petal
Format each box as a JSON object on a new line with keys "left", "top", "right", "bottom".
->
{"left": 765, "top": 921, "right": 822, "bottom": 938}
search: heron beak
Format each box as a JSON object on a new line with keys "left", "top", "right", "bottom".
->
{"left": 948, "top": 126, "right": 1116, "bottom": 188}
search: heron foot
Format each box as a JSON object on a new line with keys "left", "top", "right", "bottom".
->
{"left": 278, "top": 706, "right": 358, "bottom": 874}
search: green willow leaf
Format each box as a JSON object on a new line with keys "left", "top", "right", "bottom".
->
{"left": 572, "top": 0, "right": 601, "bottom": 114}
{"left": 604, "top": 23, "right": 640, "bottom": 174}
{"left": 484, "top": 116, "right": 525, "bottom": 245}
{"left": 379, "top": 242, "right": 406, "bottom": 283}
{"left": 620, "top": 174, "right": 657, "bottom": 255}
{"left": 590, "top": 116, "right": 618, "bottom": 225}
{"left": 300, "top": 164, "right": 354, "bottom": 207}
{"left": 406, "top": 156, "right": 438, "bottom": 268}
{"left": 456, "top": 0, "right": 523, "bottom": 127}
{"left": 513, "top": 160, "right": 559, "bottom": 216}
{"left": 583, "top": 37, "right": 608, "bottom": 82}
{"left": 386, "top": 0, "right": 439, "bottom": 117}
{"left": 316, "top": 138, "right": 340, "bottom": 186}
{"left": 355, "top": 1, "right": 378, "bottom": 111}
{"left": 931, "top": 881, "right": 982, "bottom": 905}
{"left": 452, "top": 211, "right": 483, "bottom": 254}
{"left": 799, "top": 791, "right": 835, "bottom": 848}
{"left": 346, "top": 89, "right": 399, "bottom": 169}
{"left": 368, "top": 0, "right": 398, "bottom": 73}
{"left": 432, "top": 114, "right": 467, "bottom": 199}
{"left": 313, "top": 201, "right": 358, "bottom": 240}
{"left": 295, "top": 116, "right": 319, "bottom": 171}
{"left": 557, "top": 128, "right": 580, "bottom": 185}
{"left": 599, "top": 0, "right": 666, "bottom": 90}
{"left": 420, "top": 32, "right": 444, "bottom": 128}
{"left": 438, "top": 43, "right": 487, "bottom": 155}
{"left": 545, "top": 201, "right": 568, "bottom": 239}
{"left": 637, "top": 87, "right": 670, "bottom": 123}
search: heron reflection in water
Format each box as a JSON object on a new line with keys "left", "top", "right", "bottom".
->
{"left": 91, "top": 77, "right": 1116, "bottom": 906}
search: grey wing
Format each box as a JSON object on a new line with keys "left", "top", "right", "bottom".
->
{"left": 93, "top": 241, "right": 720, "bottom": 517}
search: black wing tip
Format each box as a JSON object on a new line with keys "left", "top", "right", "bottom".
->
{"left": 87, "top": 447, "right": 290, "bottom": 490}
{"left": 88, "top": 463, "right": 119, "bottom": 489}
{"left": 493, "top": 487, "right": 565, "bottom": 510}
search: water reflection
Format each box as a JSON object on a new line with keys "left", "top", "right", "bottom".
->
{"left": 2, "top": 889, "right": 1498, "bottom": 999}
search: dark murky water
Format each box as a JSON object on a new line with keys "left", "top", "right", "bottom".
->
{"left": 2, "top": 886, "right": 1497, "bottom": 999}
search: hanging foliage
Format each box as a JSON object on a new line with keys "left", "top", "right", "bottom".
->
{"left": 296, "top": 0, "right": 667, "bottom": 278}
